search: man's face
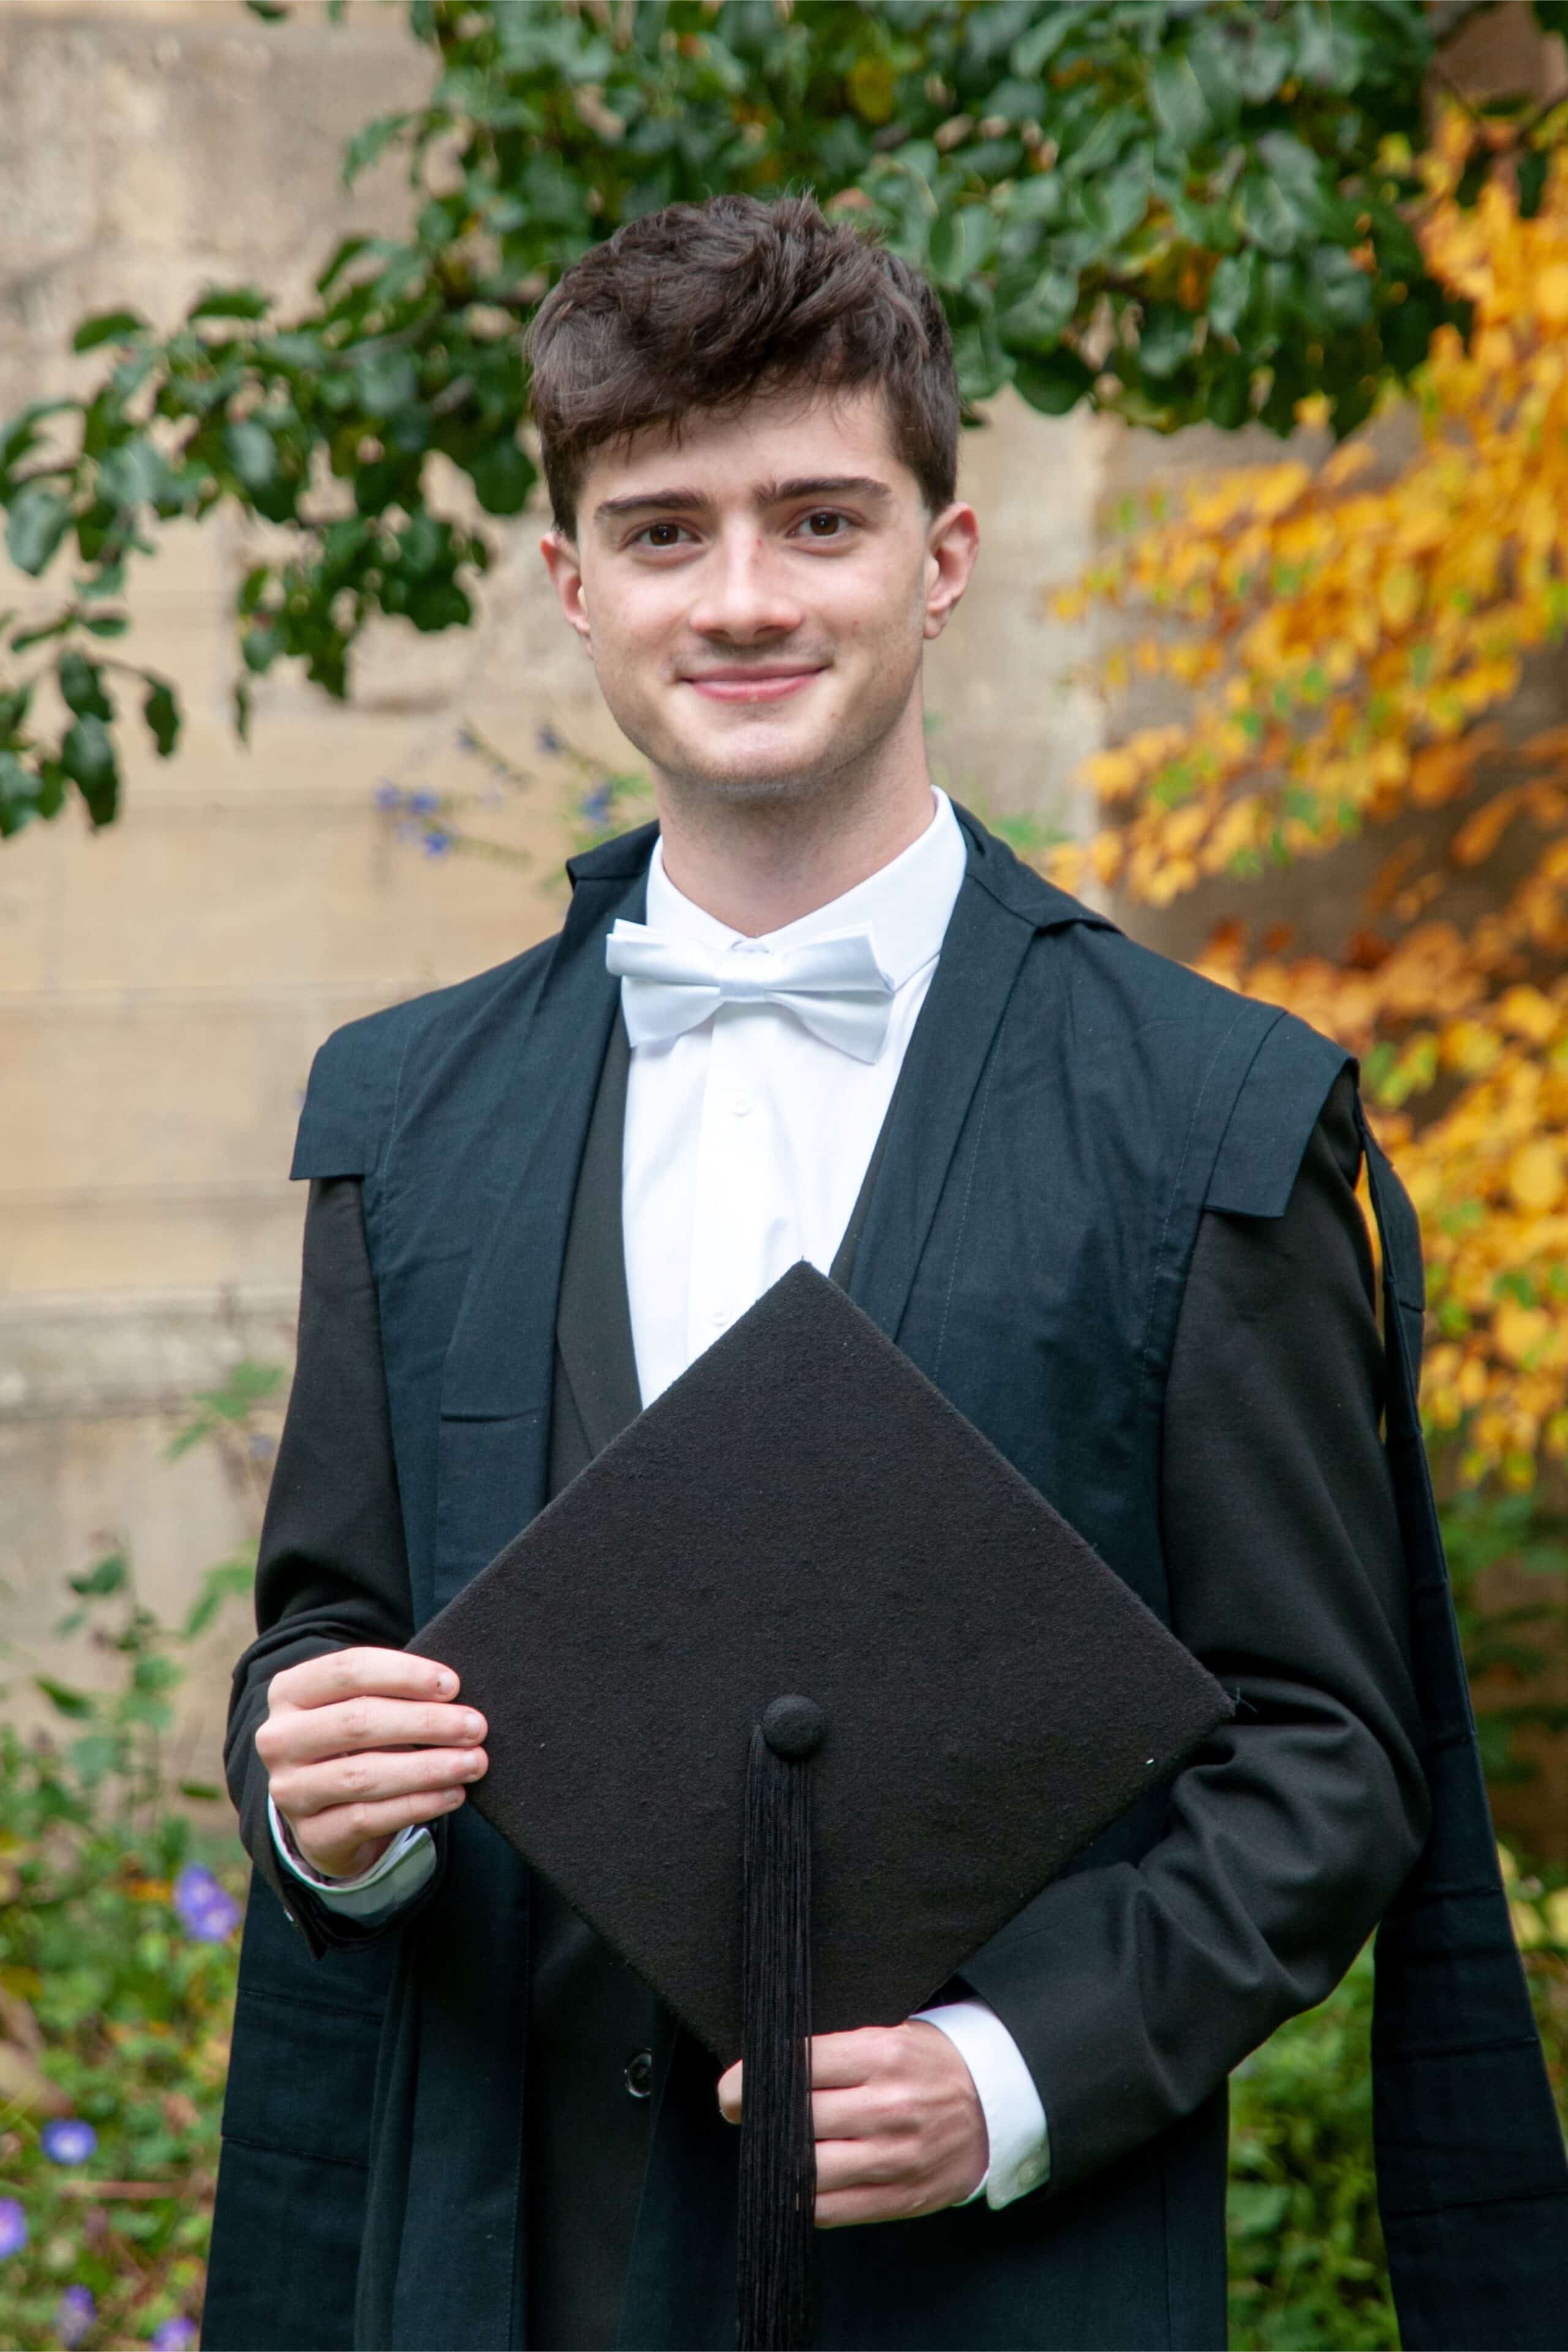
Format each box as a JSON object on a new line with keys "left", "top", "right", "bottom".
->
{"left": 541, "top": 385, "right": 977, "bottom": 808}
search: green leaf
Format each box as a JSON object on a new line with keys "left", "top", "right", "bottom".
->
{"left": 5, "top": 483, "right": 70, "bottom": 576}
{"left": 1150, "top": 52, "right": 1211, "bottom": 149}
{"left": 235, "top": 677, "right": 254, "bottom": 744}
{"left": 35, "top": 1675, "right": 94, "bottom": 1720}
{"left": 1208, "top": 251, "right": 1257, "bottom": 339}
{"left": 1135, "top": 304, "right": 1197, "bottom": 381}
{"left": 143, "top": 677, "right": 180, "bottom": 759}
{"left": 61, "top": 714, "right": 119, "bottom": 824}
{"left": 72, "top": 310, "right": 148, "bottom": 353}
{"left": 244, "top": 0, "right": 291, "bottom": 16}
{"left": 189, "top": 284, "right": 270, "bottom": 323}
{"left": 179, "top": 1780, "right": 224, "bottom": 1802}
{"left": 998, "top": 268, "right": 1079, "bottom": 352}
{"left": 69, "top": 1549, "right": 129, "bottom": 1597}
{"left": 467, "top": 439, "right": 536, "bottom": 517}
{"left": 79, "top": 611, "right": 129, "bottom": 638}
{"left": 927, "top": 203, "right": 996, "bottom": 291}
{"left": 224, "top": 419, "right": 278, "bottom": 493}
{"left": 181, "top": 1557, "right": 256, "bottom": 1642}
{"left": 342, "top": 112, "right": 413, "bottom": 187}
{"left": 1013, "top": 347, "right": 1095, "bottom": 417}
{"left": 1519, "top": 149, "right": 1549, "bottom": 221}
{"left": 58, "top": 649, "right": 113, "bottom": 722}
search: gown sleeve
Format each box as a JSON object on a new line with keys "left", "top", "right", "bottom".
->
{"left": 224, "top": 1177, "right": 440, "bottom": 1951}
{"left": 959, "top": 1068, "right": 1431, "bottom": 2196}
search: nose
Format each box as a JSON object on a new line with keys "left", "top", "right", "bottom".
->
{"left": 687, "top": 523, "right": 804, "bottom": 644}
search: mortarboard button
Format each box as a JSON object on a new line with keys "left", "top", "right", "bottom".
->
{"left": 761, "top": 1695, "right": 825, "bottom": 1760}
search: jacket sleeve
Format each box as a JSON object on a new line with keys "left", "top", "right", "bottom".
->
{"left": 960, "top": 1068, "right": 1431, "bottom": 2196}
{"left": 224, "top": 1175, "right": 445, "bottom": 1954}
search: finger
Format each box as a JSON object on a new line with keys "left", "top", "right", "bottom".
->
{"left": 809, "top": 2084, "right": 907, "bottom": 2143}
{"left": 295, "top": 1787, "right": 467, "bottom": 1856}
{"left": 266, "top": 1697, "right": 487, "bottom": 1765}
{"left": 811, "top": 2134, "right": 908, "bottom": 2197}
{"left": 717, "top": 2063, "right": 743, "bottom": 2124}
{"left": 806, "top": 2027, "right": 888, "bottom": 2089}
{"left": 270, "top": 1648, "right": 460, "bottom": 1711}
{"left": 815, "top": 2183, "right": 931, "bottom": 2230}
{"left": 270, "top": 1743, "right": 488, "bottom": 1821}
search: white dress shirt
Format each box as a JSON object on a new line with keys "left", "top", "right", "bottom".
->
{"left": 272, "top": 787, "right": 1050, "bottom": 2209}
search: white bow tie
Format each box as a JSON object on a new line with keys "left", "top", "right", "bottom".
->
{"left": 605, "top": 920, "right": 897, "bottom": 1061}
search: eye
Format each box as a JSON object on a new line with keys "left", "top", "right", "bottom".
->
{"left": 796, "top": 510, "right": 850, "bottom": 540}
{"left": 632, "top": 521, "right": 693, "bottom": 549}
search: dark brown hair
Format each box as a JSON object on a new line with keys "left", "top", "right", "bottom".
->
{"left": 526, "top": 193, "right": 959, "bottom": 536}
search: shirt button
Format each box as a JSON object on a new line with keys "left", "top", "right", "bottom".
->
{"left": 709, "top": 1305, "right": 728, "bottom": 1328}
{"left": 625, "top": 2049, "right": 654, "bottom": 2100}
{"left": 727, "top": 1090, "right": 754, "bottom": 1117}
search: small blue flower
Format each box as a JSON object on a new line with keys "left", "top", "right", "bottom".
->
{"left": 537, "top": 723, "right": 564, "bottom": 756}
{"left": 405, "top": 789, "right": 439, "bottom": 815}
{"left": 578, "top": 785, "right": 612, "bottom": 826}
{"left": 58, "top": 2284, "right": 96, "bottom": 2347}
{"left": 372, "top": 782, "right": 402, "bottom": 811}
{"left": 150, "top": 2321, "right": 198, "bottom": 2352}
{"left": 173, "top": 1861, "right": 240, "bottom": 1944}
{"left": 42, "top": 2118, "right": 96, "bottom": 2166}
{"left": 248, "top": 1430, "right": 276, "bottom": 1461}
{"left": 421, "top": 827, "right": 453, "bottom": 858}
{"left": 0, "top": 2198, "right": 26, "bottom": 2258}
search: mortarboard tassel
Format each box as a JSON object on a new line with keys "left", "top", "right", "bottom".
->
{"left": 737, "top": 1695, "right": 825, "bottom": 2352}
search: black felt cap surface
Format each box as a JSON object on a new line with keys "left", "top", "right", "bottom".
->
{"left": 410, "top": 1264, "right": 1231, "bottom": 2064}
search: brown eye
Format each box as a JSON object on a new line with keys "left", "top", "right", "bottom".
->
{"left": 805, "top": 511, "right": 845, "bottom": 537}
{"left": 643, "top": 522, "right": 684, "bottom": 548}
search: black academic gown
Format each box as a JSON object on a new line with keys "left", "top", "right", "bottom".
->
{"left": 205, "top": 806, "right": 1567, "bottom": 2352}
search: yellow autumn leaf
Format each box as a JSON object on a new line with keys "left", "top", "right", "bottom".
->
{"left": 1506, "top": 1140, "right": 1566, "bottom": 1212}
{"left": 1534, "top": 263, "right": 1568, "bottom": 322}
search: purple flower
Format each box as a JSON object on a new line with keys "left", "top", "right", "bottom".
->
{"left": 421, "top": 827, "right": 453, "bottom": 858}
{"left": 537, "top": 723, "right": 564, "bottom": 755}
{"left": 58, "top": 2285, "right": 96, "bottom": 2346}
{"left": 578, "top": 784, "right": 612, "bottom": 826}
{"left": 150, "top": 2321, "right": 198, "bottom": 2352}
{"left": 372, "top": 781, "right": 402, "bottom": 811}
{"left": 173, "top": 1861, "right": 240, "bottom": 1943}
{"left": 41, "top": 2118, "right": 96, "bottom": 2166}
{"left": 405, "top": 789, "right": 439, "bottom": 815}
{"left": 0, "top": 2198, "right": 26, "bottom": 2258}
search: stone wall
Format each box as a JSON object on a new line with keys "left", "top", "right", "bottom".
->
{"left": 0, "top": 2, "right": 1106, "bottom": 1775}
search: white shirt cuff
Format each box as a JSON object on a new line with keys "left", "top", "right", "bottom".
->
{"left": 268, "top": 1794, "right": 437, "bottom": 1922}
{"left": 913, "top": 1996, "right": 1051, "bottom": 2209}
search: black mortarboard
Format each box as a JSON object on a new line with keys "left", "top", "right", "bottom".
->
{"left": 410, "top": 1264, "right": 1231, "bottom": 2348}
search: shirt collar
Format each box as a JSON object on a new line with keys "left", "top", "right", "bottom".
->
{"left": 643, "top": 788, "right": 967, "bottom": 991}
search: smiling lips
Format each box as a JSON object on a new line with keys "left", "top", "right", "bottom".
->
{"left": 683, "top": 666, "right": 825, "bottom": 703}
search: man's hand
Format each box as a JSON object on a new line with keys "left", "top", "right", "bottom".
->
{"left": 717, "top": 2022, "right": 987, "bottom": 2227}
{"left": 256, "top": 1647, "right": 488, "bottom": 1881}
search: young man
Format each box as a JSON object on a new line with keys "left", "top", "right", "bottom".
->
{"left": 204, "top": 197, "right": 1559, "bottom": 2352}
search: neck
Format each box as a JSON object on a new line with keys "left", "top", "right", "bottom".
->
{"left": 651, "top": 710, "right": 937, "bottom": 936}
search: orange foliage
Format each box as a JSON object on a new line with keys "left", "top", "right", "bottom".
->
{"left": 1047, "top": 116, "right": 1568, "bottom": 1488}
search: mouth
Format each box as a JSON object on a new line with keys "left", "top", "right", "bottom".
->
{"left": 680, "top": 666, "right": 826, "bottom": 705}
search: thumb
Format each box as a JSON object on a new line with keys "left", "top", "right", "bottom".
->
{"left": 717, "top": 2059, "right": 743, "bottom": 2125}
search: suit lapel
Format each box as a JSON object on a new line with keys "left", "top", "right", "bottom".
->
{"left": 432, "top": 829, "right": 655, "bottom": 1608}
{"left": 846, "top": 807, "right": 1112, "bottom": 1349}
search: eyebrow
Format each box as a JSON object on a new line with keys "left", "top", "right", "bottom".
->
{"left": 592, "top": 474, "right": 894, "bottom": 524}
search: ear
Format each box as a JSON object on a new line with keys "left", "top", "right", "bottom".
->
{"left": 922, "top": 503, "right": 979, "bottom": 641}
{"left": 540, "top": 529, "right": 591, "bottom": 644}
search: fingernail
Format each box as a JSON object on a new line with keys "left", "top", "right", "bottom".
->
{"left": 462, "top": 1713, "right": 484, "bottom": 1738}
{"left": 434, "top": 1672, "right": 457, "bottom": 1696}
